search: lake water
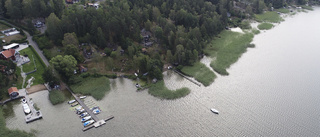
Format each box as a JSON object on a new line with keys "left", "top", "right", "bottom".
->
{"left": 5, "top": 8, "right": 320, "bottom": 137}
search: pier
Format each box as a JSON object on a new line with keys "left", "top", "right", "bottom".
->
{"left": 82, "top": 115, "right": 114, "bottom": 131}
{"left": 64, "top": 83, "right": 114, "bottom": 131}
{"left": 173, "top": 70, "right": 201, "bottom": 87}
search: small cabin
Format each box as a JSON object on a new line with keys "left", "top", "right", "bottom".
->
{"left": 8, "top": 87, "right": 19, "bottom": 98}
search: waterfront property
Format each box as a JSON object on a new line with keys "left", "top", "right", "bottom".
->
{"left": 8, "top": 87, "right": 19, "bottom": 98}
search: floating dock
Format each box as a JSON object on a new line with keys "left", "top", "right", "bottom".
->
{"left": 82, "top": 115, "right": 114, "bottom": 131}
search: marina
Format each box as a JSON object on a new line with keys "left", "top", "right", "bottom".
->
{"left": 64, "top": 83, "right": 114, "bottom": 131}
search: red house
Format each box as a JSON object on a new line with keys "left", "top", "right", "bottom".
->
{"left": 0, "top": 49, "right": 19, "bottom": 61}
{"left": 8, "top": 87, "right": 19, "bottom": 98}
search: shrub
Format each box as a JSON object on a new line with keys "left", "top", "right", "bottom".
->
{"left": 49, "top": 90, "right": 65, "bottom": 105}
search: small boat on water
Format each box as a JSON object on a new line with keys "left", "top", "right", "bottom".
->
{"left": 90, "top": 106, "right": 99, "bottom": 111}
{"left": 79, "top": 96, "right": 87, "bottom": 99}
{"left": 77, "top": 108, "right": 85, "bottom": 114}
{"left": 210, "top": 108, "right": 219, "bottom": 114}
{"left": 71, "top": 102, "right": 79, "bottom": 107}
{"left": 21, "top": 98, "right": 27, "bottom": 104}
{"left": 83, "top": 120, "right": 95, "bottom": 127}
{"left": 92, "top": 108, "right": 101, "bottom": 114}
{"left": 79, "top": 112, "right": 88, "bottom": 118}
{"left": 22, "top": 103, "right": 31, "bottom": 114}
{"left": 81, "top": 116, "right": 92, "bottom": 122}
{"left": 75, "top": 106, "right": 82, "bottom": 111}
{"left": 68, "top": 100, "right": 76, "bottom": 104}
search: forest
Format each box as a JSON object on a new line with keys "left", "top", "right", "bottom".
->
{"left": 0, "top": 0, "right": 318, "bottom": 82}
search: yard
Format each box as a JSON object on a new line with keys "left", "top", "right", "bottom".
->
{"left": 20, "top": 47, "right": 46, "bottom": 87}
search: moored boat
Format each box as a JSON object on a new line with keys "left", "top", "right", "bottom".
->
{"left": 83, "top": 120, "right": 95, "bottom": 127}
{"left": 22, "top": 103, "right": 31, "bottom": 114}
{"left": 210, "top": 108, "right": 219, "bottom": 114}
{"left": 71, "top": 102, "right": 79, "bottom": 107}
{"left": 92, "top": 108, "right": 101, "bottom": 114}
{"left": 75, "top": 106, "right": 82, "bottom": 111}
{"left": 81, "top": 116, "right": 92, "bottom": 122}
{"left": 79, "top": 112, "right": 88, "bottom": 118}
{"left": 77, "top": 108, "right": 85, "bottom": 114}
{"left": 68, "top": 100, "right": 76, "bottom": 104}
{"left": 79, "top": 96, "right": 87, "bottom": 99}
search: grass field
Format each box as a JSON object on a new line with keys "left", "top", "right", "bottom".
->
{"left": 70, "top": 76, "right": 111, "bottom": 100}
{"left": 20, "top": 47, "right": 45, "bottom": 87}
{"left": 49, "top": 90, "right": 66, "bottom": 105}
{"left": 255, "top": 11, "right": 283, "bottom": 23}
{"left": 258, "top": 23, "right": 274, "bottom": 30}
{"left": 0, "top": 108, "right": 35, "bottom": 137}
{"left": 2, "top": 34, "right": 25, "bottom": 44}
{"left": 148, "top": 81, "right": 190, "bottom": 100}
{"left": 181, "top": 62, "right": 216, "bottom": 86}
{"left": 204, "top": 31, "right": 254, "bottom": 75}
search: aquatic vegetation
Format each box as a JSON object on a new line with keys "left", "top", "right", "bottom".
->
{"left": 70, "top": 76, "right": 110, "bottom": 100}
{"left": 258, "top": 23, "right": 274, "bottom": 30}
{"left": 181, "top": 62, "right": 216, "bottom": 86}
{"left": 148, "top": 81, "right": 190, "bottom": 100}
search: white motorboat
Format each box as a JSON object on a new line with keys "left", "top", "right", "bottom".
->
{"left": 210, "top": 108, "right": 219, "bottom": 114}
{"left": 79, "top": 96, "right": 87, "bottom": 99}
{"left": 81, "top": 116, "right": 92, "bottom": 122}
{"left": 92, "top": 108, "right": 101, "bottom": 114}
{"left": 83, "top": 120, "right": 95, "bottom": 127}
{"left": 77, "top": 108, "right": 85, "bottom": 114}
{"left": 22, "top": 103, "right": 31, "bottom": 114}
{"left": 68, "top": 100, "right": 76, "bottom": 104}
{"left": 79, "top": 112, "right": 88, "bottom": 118}
{"left": 75, "top": 106, "right": 82, "bottom": 111}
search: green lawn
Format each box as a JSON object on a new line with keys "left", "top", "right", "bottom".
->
{"left": 70, "top": 76, "right": 111, "bottom": 100}
{"left": 148, "top": 81, "right": 190, "bottom": 100}
{"left": 204, "top": 31, "right": 254, "bottom": 75}
{"left": 181, "top": 62, "right": 216, "bottom": 86}
{"left": 20, "top": 47, "right": 45, "bottom": 87}
{"left": 258, "top": 23, "right": 274, "bottom": 30}
{"left": 254, "top": 11, "right": 283, "bottom": 23}
{"left": 0, "top": 107, "right": 35, "bottom": 137}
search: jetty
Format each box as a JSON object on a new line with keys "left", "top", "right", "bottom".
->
{"left": 173, "top": 70, "right": 201, "bottom": 87}
{"left": 64, "top": 83, "right": 114, "bottom": 131}
{"left": 82, "top": 115, "right": 114, "bottom": 131}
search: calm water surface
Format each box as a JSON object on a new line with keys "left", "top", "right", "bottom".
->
{"left": 5, "top": 8, "right": 320, "bottom": 136}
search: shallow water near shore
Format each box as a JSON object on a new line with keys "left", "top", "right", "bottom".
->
{"left": 5, "top": 7, "right": 320, "bottom": 136}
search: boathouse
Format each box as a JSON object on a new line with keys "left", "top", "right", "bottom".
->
{"left": 0, "top": 49, "right": 19, "bottom": 61}
{"left": 8, "top": 87, "right": 19, "bottom": 98}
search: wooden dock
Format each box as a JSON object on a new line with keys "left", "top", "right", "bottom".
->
{"left": 173, "top": 70, "right": 201, "bottom": 87}
{"left": 23, "top": 89, "right": 43, "bottom": 123}
{"left": 82, "top": 115, "right": 114, "bottom": 131}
